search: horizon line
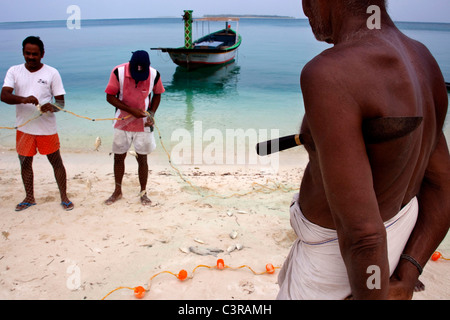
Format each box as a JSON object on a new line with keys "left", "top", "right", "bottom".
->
{"left": 0, "top": 16, "right": 449, "bottom": 25}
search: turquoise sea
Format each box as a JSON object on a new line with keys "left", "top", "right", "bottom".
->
{"left": 0, "top": 18, "right": 449, "bottom": 155}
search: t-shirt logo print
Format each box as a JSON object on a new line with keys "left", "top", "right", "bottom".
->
{"left": 38, "top": 79, "right": 48, "bottom": 85}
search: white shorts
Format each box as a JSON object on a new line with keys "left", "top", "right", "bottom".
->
{"left": 112, "top": 128, "right": 156, "bottom": 155}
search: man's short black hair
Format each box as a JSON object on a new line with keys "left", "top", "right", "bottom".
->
{"left": 22, "top": 36, "right": 45, "bottom": 54}
{"left": 344, "top": 0, "right": 387, "bottom": 12}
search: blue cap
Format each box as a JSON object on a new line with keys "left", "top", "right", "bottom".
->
{"left": 129, "top": 50, "right": 150, "bottom": 82}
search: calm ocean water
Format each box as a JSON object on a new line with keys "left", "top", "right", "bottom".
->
{"left": 0, "top": 18, "right": 449, "bottom": 154}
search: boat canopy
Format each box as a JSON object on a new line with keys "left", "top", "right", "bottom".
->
{"left": 193, "top": 17, "right": 240, "bottom": 46}
{"left": 195, "top": 17, "right": 239, "bottom": 22}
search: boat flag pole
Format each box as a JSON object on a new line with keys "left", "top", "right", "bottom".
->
{"left": 183, "top": 10, "right": 194, "bottom": 49}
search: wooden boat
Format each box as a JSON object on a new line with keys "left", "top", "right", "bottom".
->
{"left": 152, "top": 11, "right": 242, "bottom": 70}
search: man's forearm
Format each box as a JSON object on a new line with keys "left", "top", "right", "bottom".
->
{"left": 394, "top": 135, "right": 450, "bottom": 289}
{"left": 1, "top": 89, "right": 26, "bottom": 105}
{"left": 148, "top": 94, "right": 161, "bottom": 115}
{"left": 52, "top": 96, "right": 65, "bottom": 112}
{"left": 341, "top": 228, "right": 390, "bottom": 299}
{"left": 396, "top": 179, "right": 450, "bottom": 285}
{"left": 107, "top": 94, "right": 131, "bottom": 113}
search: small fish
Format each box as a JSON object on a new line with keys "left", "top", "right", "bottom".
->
{"left": 129, "top": 151, "right": 138, "bottom": 158}
{"left": 237, "top": 210, "right": 248, "bottom": 214}
{"left": 86, "top": 179, "right": 92, "bottom": 191}
{"left": 194, "top": 238, "right": 205, "bottom": 244}
{"left": 2, "top": 231, "right": 10, "bottom": 240}
{"left": 189, "top": 246, "right": 223, "bottom": 257}
{"left": 138, "top": 190, "right": 146, "bottom": 197}
{"left": 179, "top": 247, "right": 190, "bottom": 254}
{"left": 94, "top": 137, "right": 102, "bottom": 151}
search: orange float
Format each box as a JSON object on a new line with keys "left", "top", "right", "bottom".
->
{"left": 266, "top": 263, "right": 275, "bottom": 274}
{"left": 217, "top": 259, "right": 225, "bottom": 270}
{"left": 178, "top": 269, "right": 188, "bottom": 281}
{"left": 133, "top": 286, "right": 146, "bottom": 299}
{"left": 431, "top": 252, "right": 442, "bottom": 261}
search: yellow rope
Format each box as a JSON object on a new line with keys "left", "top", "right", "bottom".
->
{"left": 101, "top": 286, "right": 135, "bottom": 300}
{"left": 0, "top": 113, "right": 42, "bottom": 130}
{"left": 151, "top": 118, "right": 297, "bottom": 199}
{"left": 0, "top": 104, "right": 131, "bottom": 130}
{"left": 2, "top": 104, "right": 297, "bottom": 199}
{"left": 0, "top": 104, "right": 132, "bottom": 129}
{"left": 55, "top": 105, "right": 133, "bottom": 122}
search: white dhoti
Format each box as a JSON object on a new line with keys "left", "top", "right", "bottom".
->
{"left": 277, "top": 194, "right": 418, "bottom": 300}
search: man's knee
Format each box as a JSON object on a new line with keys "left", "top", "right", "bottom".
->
{"left": 47, "top": 150, "right": 64, "bottom": 168}
{"left": 19, "top": 155, "right": 33, "bottom": 167}
{"left": 114, "top": 153, "right": 127, "bottom": 162}
{"left": 136, "top": 154, "right": 148, "bottom": 165}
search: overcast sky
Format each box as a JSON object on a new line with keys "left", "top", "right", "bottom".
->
{"left": 0, "top": 0, "right": 449, "bottom": 23}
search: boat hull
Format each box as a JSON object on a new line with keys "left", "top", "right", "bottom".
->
{"left": 168, "top": 49, "right": 238, "bottom": 69}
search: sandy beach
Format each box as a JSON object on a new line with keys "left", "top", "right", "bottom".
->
{"left": 0, "top": 145, "right": 448, "bottom": 300}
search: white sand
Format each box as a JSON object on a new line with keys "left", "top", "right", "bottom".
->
{"left": 0, "top": 146, "right": 448, "bottom": 300}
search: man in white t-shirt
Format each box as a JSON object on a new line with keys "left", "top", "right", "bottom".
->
{"left": 1, "top": 36, "right": 74, "bottom": 211}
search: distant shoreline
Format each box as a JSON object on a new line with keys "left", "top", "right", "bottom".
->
{"left": 202, "top": 14, "right": 295, "bottom": 19}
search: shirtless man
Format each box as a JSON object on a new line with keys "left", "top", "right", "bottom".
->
{"left": 277, "top": 0, "right": 450, "bottom": 299}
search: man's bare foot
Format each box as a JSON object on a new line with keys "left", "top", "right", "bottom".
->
{"left": 105, "top": 193, "right": 122, "bottom": 205}
{"left": 140, "top": 193, "right": 152, "bottom": 206}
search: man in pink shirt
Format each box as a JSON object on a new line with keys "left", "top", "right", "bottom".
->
{"left": 104, "top": 50, "right": 165, "bottom": 206}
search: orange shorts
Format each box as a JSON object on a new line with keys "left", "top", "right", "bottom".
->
{"left": 16, "top": 131, "right": 60, "bottom": 157}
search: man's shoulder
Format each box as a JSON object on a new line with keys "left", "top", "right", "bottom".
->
{"left": 301, "top": 37, "right": 390, "bottom": 86}
{"left": 300, "top": 50, "right": 349, "bottom": 87}
{"left": 41, "top": 64, "right": 58, "bottom": 72}
{"left": 6, "top": 64, "right": 25, "bottom": 73}
{"left": 39, "top": 64, "right": 63, "bottom": 78}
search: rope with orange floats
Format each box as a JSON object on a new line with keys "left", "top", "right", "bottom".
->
{"left": 101, "top": 259, "right": 279, "bottom": 300}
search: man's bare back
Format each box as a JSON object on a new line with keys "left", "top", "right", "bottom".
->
{"left": 299, "top": 25, "right": 448, "bottom": 229}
